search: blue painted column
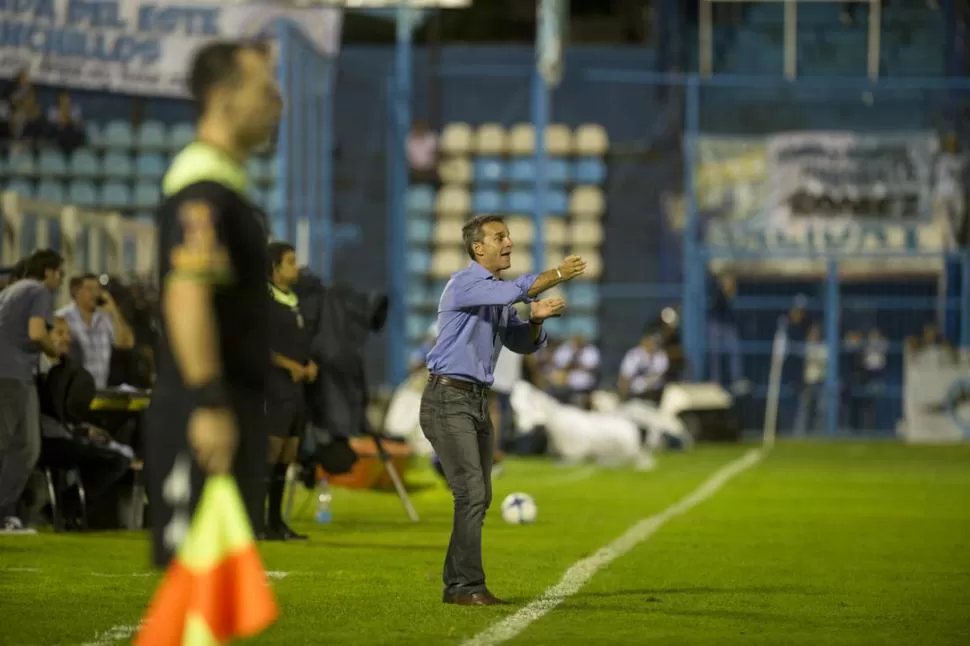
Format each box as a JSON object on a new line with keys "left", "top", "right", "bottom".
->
{"left": 531, "top": 67, "right": 548, "bottom": 275}
{"left": 961, "top": 251, "right": 970, "bottom": 350}
{"left": 386, "top": 5, "right": 413, "bottom": 386}
{"left": 319, "top": 57, "right": 335, "bottom": 280}
{"left": 682, "top": 75, "right": 703, "bottom": 381}
{"left": 274, "top": 21, "right": 291, "bottom": 242}
{"left": 825, "top": 259, "right": 840, "bottom": 435}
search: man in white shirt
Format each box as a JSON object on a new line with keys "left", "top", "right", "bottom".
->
{"left": 618, "top": 333, "right": 669, "bottom": 405}
{"left": 407, "top": 120, "right": 438, "bottom": 184}
{"left": 794, "top": 323, "right": 827, "bottom": 435}
{"left": 549, "top": 335, "right": 600, "bottom": 409}
{"left": 56, "top": 274, "right": 135, "bottom": 390}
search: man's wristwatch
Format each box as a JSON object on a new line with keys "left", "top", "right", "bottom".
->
{"left": 187, "top": 381, "right": 230, "bottom": 410}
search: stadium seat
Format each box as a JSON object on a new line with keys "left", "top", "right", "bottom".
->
{"left": 475, "top": 123, "right": 506, "bottom": 156}
{"left": 85, "top": 122, "right": 102, "bottom": 147}
{"left": 406, "top": 249, "right": 432, "bottom": 275}
{"left": 69, "top": 149, "right": 99, "bottom": 178}
{"left": 133, "top": 182, "right": 159, "bottom": 209}
{"left": 7, "top": 179, "right": 33, "bottom": 197}
{"left": 574, "top": 124, "right": 609, "bottom": 156}
{"left": 507, "top": 190, "right": 535, "bottom": 214}
{"left": 473, "top": 157, "right": 506, "bottom": 185}
{"left": 136, "top": 153, "right": 167, "bottom": 179}
{"left": 430, "top": 247, "right": 466, "bottom": 278}
{"left": 440, "top": 122, "right": 473, "bottom": 156}
{"left": 438, "top": 156, "right": 472, "bottom": 185}
{"left": 546, "top": 124, "right": 572, "bottom": 156}
{"left": 432, "top": 218, "right": 465, "bottom": 246}
{"left": 570, "top": 220, "right": 604, "bottom": 246}
{"left": 102, "top": 121, "right": 134, "bottom": 148}
{"left": 407, "top": 314, "right": 437, "bottom": 341}
{"left": 573, "top": 248, "right": 602, "bottom": 279}
{"left": 68, "top": 181, "right": 98, "bottom": 207}
{"left": 9, "top": 150, "right": 36, "bottom": 176}
{"left": 36, "top": 181, "right": 64, "bottom": 203}
{"left": 547, "top": 159, "right": 569, "bottom": 185}
{"left": 567, "top": 282, "right": 600, "bottom": 309}
{"left": 569, "top": 315, "right": 599, "bottom": 339}
{"left": 508, "top": 124, "right": 534, "bottom": 156}
{"left": 405, "top": 184, "right": 436, "bottom": 216}
{"left": 406, "top": 219, "right": 434, "bottom": 244}
{"left": 102, "top": 152, "right": 133, "bottom": 178}
{"left": 472, "top": 188, "right": 504, "bottom": 214}
{"left": 505, "top": 217, "right": 535, "bottom": 246}
{"left": 570, "top": 186, "right": 605, "bottom": 219}
{"left": 404, "top": 282, "right": 429, "bottom": 307}
{"left": 434, "top": 186, "right": 470, "bottom": 217}
{"left": 573, "top": 157, "right": 607, "bottom": 185}
{"left": 169, "top": 123, "right": 195, "bottom": 151}
{"left": 508, "top": 159, "right": 536, "bottom": 185}
{"left": 542, "top": 316, "right": 566, "bottom": 337}
{"left": 39, "top": 149, "right": 67, "bottom": 175}
{"left": 544, "top": 189, "right": 569, "bottom": 215}
{"left": 506, "top": 253, "right": 535, "bottom": 275}
{"left": 101, "top": 181, "right": 132, "bottom": 206}
{"left": 137, "top": 121, "right": 167, "bottom": 150}
{"left": 545, "top": 217, "right": 567, "bottom": 246}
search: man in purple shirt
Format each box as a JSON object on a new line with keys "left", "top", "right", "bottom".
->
{"left": 422, "top": 214, "right": 586, "bottom": 606}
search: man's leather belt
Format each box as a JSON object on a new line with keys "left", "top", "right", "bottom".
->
{"left": 428, "top": 374, "right": 488, "bottom": 394}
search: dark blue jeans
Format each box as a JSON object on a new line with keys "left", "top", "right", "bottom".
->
{"left": 420, "top": 379, "right": 494, "bottom": 597}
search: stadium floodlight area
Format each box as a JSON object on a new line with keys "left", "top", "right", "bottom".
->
{"left": 699, "top": 0, "right": 882, "bottom": 79}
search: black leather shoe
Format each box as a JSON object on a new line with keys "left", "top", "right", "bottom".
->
{"left": 454, "top": 591, "right": 508, "bottom": 606}
{"left": 258, "top": 526, "right": 285, "bottom": 541}
{"left": 278, "top": 522, "right": 308, "bottom": 541}
{"left": 443, "top": 590, "right": 457, "bottom": 604}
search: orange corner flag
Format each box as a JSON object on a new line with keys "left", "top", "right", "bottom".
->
{"left": 136, "top": 476, "right": 279, "bottom": 646}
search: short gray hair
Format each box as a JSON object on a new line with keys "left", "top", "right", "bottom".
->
{"left": 461, "top": 215, "right": 506, "bottom": 260}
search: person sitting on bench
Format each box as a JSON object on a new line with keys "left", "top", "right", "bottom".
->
{"left": 36, "top": 317, "right": 132, "bottom": 529}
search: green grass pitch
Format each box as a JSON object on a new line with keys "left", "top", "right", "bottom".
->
{"left": 1, "top": 441, "right": 969, "bottom": 645}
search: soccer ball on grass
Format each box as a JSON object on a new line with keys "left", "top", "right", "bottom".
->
{"left": 500, "top": 492, "right": 537, "bottom": 525}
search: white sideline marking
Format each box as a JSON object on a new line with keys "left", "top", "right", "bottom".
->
{"left": 461, "top": 449, "right": 764, "bottom": 646}
{"left": 79, "top": 624, "right": 139, "bottom": 646}
{"left": 550, "top": 465, "right": 598, "bottom": 484}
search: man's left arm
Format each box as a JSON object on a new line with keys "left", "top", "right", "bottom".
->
{"left": 500, "top": 306, "right": 546, "bottom": 355}
{"left": 102, "top": 294, "right": 135, "bottom": 349}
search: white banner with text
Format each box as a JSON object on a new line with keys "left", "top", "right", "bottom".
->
{"left": 0, "top": 0, "right": 342, "bottom": 97}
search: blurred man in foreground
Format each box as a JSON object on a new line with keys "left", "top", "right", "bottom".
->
{"left": 144, "top": 40, "right": 281, "bottom": 567}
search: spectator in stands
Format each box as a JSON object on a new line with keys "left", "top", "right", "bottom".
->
{"left": 35, "top": 316, "right": 133, "bottom": 530}
{"left": 618, "top": 332, "right": 669, "bottom": 405}
{"left": 48, "top": 91, "right": 87, "bottom": 154}
{"left": 794, "top": 323, "right": 827, "bottom": 435}
{"left": 11, "top": 88, "right": 48, "bottom": 148}
{"left": 0, "top": 249, "right": 64, "bottom": 534}
{"left": 407, "top": 120, "right": 439, "bottom": 185}
{"left": 707, "top": 274, "right": 748, "bottom": 393}
{"left": 2, "top": 67, "right": 33, "bottom": 112}
{"left": 549, "top": 335, "right": 601, "bottom": 410}
{"left": 57, "top": 274, "right": 136, "bottom": 390}
{"left": 858, "top": 327, "right": 888, "bottom": 431}
{"left": 0, "top": 98, "right": 11, "bottom": 151}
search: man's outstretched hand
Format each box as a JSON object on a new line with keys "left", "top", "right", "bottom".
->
{"left": 558, "top": 256, "right": 587, "bottom": 281}
{"left": 530, "top": 297, "right": 567, "bottom": 322}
